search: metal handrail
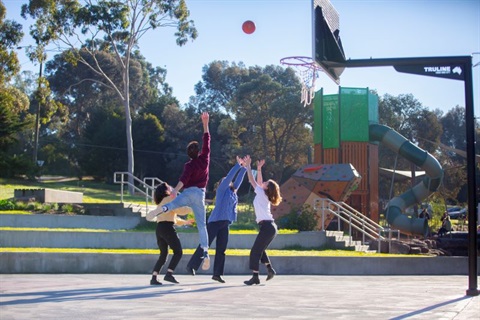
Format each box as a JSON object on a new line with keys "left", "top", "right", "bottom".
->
{"left": 143, "top": 177, "right": 164, "bottom": 204}
{"left": 338, "top": 201, "right": 384, "bottom": 232}
{"left": 314, "top": 198, "right": 398, "bottom": 252}
{"left": 113, "top": 172, "right": 154, "bottom": 213}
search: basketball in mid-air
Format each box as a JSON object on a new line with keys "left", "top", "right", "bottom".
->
{"left": 242, "top": 20, "right": 256, "bottom": 34}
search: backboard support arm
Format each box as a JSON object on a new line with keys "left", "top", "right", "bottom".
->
{"left": 339, "top": 55, "right": 477, "bottom": 296}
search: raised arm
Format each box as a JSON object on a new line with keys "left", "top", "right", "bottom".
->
{"left": 256, "top": 159, "right": 265, "bottom": 185}
{"left": 233, "top": 156, "right": 247, "bottom": 190}
{"left": 217, "top": 159, "right": 242, "bottom": 194}
{"left": 243, "top": 155, "right": 257, "bottom": 189}
{"left": 200, "top": 112, "right": 210, "bottom": 158}
{"left": 201, "top": 112, "right": 209, "bottom": 133}
{"left": 170, "top": 180, "right": 184, "bottom": 199}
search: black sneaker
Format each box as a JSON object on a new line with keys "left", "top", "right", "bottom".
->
{"left": 150, "top": 279, "right": 162, "bottom": 285}
{"left": 186, "top": 266, "right": 195, "bottom": 276}
{"left": 266, "top": 267, "right": 276, "bottom": 281}
{"left": 244, "top": 276, "right": 260, "bottom": 286}
{"left": 164, "top": 274, "right": 179, "bottom": 284}
{"left": 212, "top": 275, "right": 225, "bottom": 283}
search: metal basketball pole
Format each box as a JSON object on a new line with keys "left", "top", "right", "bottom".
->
{"left": 340, "top": 56, "right": 478, "bottom": 296}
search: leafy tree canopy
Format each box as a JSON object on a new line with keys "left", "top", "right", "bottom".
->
{"left": 0, "top": 0, "right": 24, "bottom": 84}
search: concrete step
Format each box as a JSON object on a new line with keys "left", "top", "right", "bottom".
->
{"left": 1, "top": 213, "right": 372, "bottom": 252}
{"left": 0, "top": 230, "right": 327, "bottom": 250}
{"left": 0, "top": 213, "right": 142, "bottom": 230}
{"left": 1, "top": 252, "right": 476, "bottom": 275}
{"left": 325, "top": 231, "right": 372, "bottom": 253}
{"left": 81, "top": 203, "right": 137, "bottom": 217}
{"left": 77, "top": 203, "right": 156, "bottom": 217}
{"left": 122, "top": 202, "right": 157, "bottom": 218}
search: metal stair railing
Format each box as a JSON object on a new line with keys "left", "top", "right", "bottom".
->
{"left": 143, "top": 177, "right": 164, "bottom": 204}
{"left": 314, "top": 198, "right": 399, "bottom": 252}
{"left": 113, "top": 172, "right": 154, "bottom": 213}
{"left": 337, "top": 201, "right": 387, "bottom": 242}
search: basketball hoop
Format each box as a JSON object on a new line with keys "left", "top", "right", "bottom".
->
{"left": 280, "top": 56, "right": 322, "bottom": 107}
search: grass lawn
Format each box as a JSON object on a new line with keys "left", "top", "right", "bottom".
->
{"left": 0, "top": 177, "right": 146, "bottom": 203}
{"left": 0, "top": 227, "right": 298, "bottom": 234}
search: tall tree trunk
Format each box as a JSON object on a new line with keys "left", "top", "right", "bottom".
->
{"left": 124, "top": 65, "right": 135, "bottom": 195}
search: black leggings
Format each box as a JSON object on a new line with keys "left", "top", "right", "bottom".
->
{"left": 249, "top": 221, "right": 278, "bottom": 271}
{"left": 152, "top": 222, "right": 183, "bottom": 273}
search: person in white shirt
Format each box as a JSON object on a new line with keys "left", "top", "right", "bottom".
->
{"left": 242, "top": 155, "right": 282, "bottom": 285}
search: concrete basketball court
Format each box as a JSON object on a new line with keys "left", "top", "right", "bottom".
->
{"left": 0, "top": 274, "right": 478, "bottom": 319}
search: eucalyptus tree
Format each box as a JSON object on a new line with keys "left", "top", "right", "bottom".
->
{"left": 378, "top": 93, "right": 444, "bottom": 202}
{"left": 437, "top": 106, "right": 475, "bottom": 204}
{"left": 193, "top": 61, "right": 312, "bottom": 182}
{"left": 440, "top": 106, "right": 467, "bottom": 162}
{"left": 0, "top": 0, "right": 23, "bottom": 84}
{"left": 0, "top": 1, "right": 34, "bottom": 177}
{"left": 22, "top": 0, "right": 197, "bottom": 193}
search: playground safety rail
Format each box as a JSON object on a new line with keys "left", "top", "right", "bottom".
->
{"left": 314, "top": 198, "right": 399, "bottom": 253}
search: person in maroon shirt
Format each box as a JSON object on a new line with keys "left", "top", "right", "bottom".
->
{"left": 155, "top": 112, "right": 211, "bottom": 270}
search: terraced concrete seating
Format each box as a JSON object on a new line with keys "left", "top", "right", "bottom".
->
{"left": 0, "top": 213, "right": 369, "bottom": 251}
{"left": 1, "top": 213, "right": 476, "bottom": 275}
{"left": 0, "top": 213, "right": 327, "bottom": 250}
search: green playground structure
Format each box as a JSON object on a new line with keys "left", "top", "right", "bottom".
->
{"left": 309, "top": 87, "right": 443, "bottom": 236}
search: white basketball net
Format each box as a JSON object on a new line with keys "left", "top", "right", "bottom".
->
{"left": 297, "top": 65, "right": 317, "bottom": 107}
{"left": 280, "top": 56, "right": 322, "bottom": 107}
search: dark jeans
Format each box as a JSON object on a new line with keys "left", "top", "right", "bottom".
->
{"left": 249, "top": 221, "right": 278, "bottom": 271}
{"left": 152, "top": 222, "right": 183, "bottom": 273}
{"left": 188, "top": 220, "right": 230, "bottom": 276}
{"left": 438, "top": 227, "right": 448, "bottom": 237}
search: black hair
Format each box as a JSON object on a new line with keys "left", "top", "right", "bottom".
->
{"left": 154, "top": 182, "right": 170, "bottom": 205}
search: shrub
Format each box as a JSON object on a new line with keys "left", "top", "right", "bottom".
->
{"left": 235, "top": 202, "right": 257, "bottom": 230}
{"left": 41, "top": 203, "right": 59, "bottom": 213}
{"left": 72, "top": 204, "right": 86, "bottom": 215}
{"left": 26, "top": 202, "right": 42, "bottom": 211}
{"left": 62, "top": 204, "right": 74, "bottom": 213}
{"left": 0, "top": 199, "right": 15, "bottom": 210}
{"left": 14, "top": 201, "right": 28, "bottom": 210}
{"left": 278, "top": 204, "right": 318, "bottom": 231}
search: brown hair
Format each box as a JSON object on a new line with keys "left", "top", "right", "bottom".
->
{"left": 154, "top": 182, "right": 170, "bottom": 205}
{"left": 265, "top": 179, "right": 282, "bottom": 206}
{"left": 187, "top": 141, "right": 199, "bottom": 159}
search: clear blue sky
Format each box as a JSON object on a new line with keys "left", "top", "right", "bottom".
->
{"left": 5, "top": 0, "right": 480, "bottom": 115}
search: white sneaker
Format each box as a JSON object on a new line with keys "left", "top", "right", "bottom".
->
{"left": 201, "top": 252, "right": 210, "bottom": 270}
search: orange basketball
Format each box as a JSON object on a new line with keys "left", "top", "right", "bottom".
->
{"left": 242, "top": 20, "right": 256, "bottom": 34}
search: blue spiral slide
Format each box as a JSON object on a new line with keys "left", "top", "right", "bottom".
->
{"left": 369, "top": 124, "right": 444, "bottom": 236}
